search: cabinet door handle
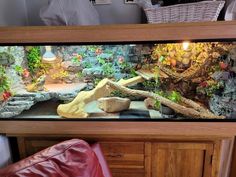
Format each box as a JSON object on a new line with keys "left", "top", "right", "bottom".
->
{"left": 107, "top": 153, "right": 123, "bottom": 158}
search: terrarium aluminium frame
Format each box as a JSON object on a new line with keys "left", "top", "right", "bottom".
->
{"left": 0, "top": 22, "right": 236, "bottom": 124}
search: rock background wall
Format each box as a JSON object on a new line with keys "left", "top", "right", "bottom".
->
{"left": 0, "top": 45, "right": 151, "bottom": 118}
{"left": 0, "top": 46, "right": 86, "bottom": 118}
{"left": 56, "top": 44, "right": 151, "bottom": 82}
{"left": 0, "top": 46, "right": 25, "bottom": 93}
{"left": 209, "top": 48, "right": 236, "bottom": 118}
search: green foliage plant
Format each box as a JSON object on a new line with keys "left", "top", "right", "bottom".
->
{"left": 51, "top": 70, "right": 69, "bottom": 81}
{"left": 97, "top": 56, "right": 114, "bottom": 77}
{"left": 130, "top": 68, "right": 138, "bottom": 77}
{"left": 26, "top": 46, "right": 53, "bottom": 78}
{"left": 97, "top": 56, "right": 106, "bottom": 65}
{"left": 26, "top": 46, "right": 42, "bottom": 74}
{"left": 154, "top": 90, "right": 181, "bottom": 110}
{"left": 102, "top": 63, "right": 114, "bottom": 77}
{"left": 92, "top": 78, "right": 103, "bottom": 86}
{"left": 143, "top": 66, "right": 160, "bottom": 92}
{"left": 167, "top": 91, "right": 181, "bottom": 103}
{"left": 83, "top": 61, "right": 92, "bottom": 69}
{"left": 196, "top": 80, "right": 223, "bottom": 97}
{"left": 71, "top": 53, "right": 84, "bottom": 65}
{"left": 14, "top": 65, "right": 23, "bottom": 75}
{"left": 77, "top": 71, "right": 84, "bottom": 79}
{"left": 0, "top": 65, "right": 10, "bottom": 94}
{"left": 119, "top": 60, "right": 130, "bottom": 71}
{"left": 117, "top": 57, "right": 138, "bottom": 79}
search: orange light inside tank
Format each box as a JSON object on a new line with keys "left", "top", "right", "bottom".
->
{"left": 182, "top": 41, "right": 190, "bottom": 50}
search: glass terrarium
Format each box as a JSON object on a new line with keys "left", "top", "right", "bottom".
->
{"left": 0, "top": 41, "right": 235, "bottom": 119}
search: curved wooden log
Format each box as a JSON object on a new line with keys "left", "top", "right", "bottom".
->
{"left": 107, "top": 81, "right": 225, "bottom": 119}
{"left": 180, "top": 96, "right": 215, "bottom": 115}
{"left": 57, "top": 76, "right": 144, "bottom": 118}
{"left": 57, "top": 76, "right": 224, "bottom": 119}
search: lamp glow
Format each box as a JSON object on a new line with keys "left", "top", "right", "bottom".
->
{"left": 182, "top": 41, "right": 190, "bottom": 50}
{"left": 42, "top": 46, "right": 56, "bottom": 62}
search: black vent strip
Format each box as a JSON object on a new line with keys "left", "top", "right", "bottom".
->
{"left": 0, "top": 39, "right": 236, "bottom": 46}
{"left": 120, "top": 109, "right": 151, "bottom": 119}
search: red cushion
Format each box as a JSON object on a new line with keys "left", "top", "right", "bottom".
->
{"left": 91, "top": 143, "right": 112, "bottom": 177}
{"left": 0, "top": 139, "right": 104, "bottom": 177}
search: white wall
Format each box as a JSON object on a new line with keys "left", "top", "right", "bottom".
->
{"left": 94, "top": 1, "right": 142, "bottom": 24}
{"left": 0, "top": 0, "right": 232, "bottom": 26}
{"left": 25, "top": 0, "right": 47, "bottom": 26}
{"left": 25, "top": 0, "right": 142, "bottom": 25}
{"left": 0, "top": 0, "right": 142, "bottom": 26}
{"left": 0, "top": 136, "right": 12, "bottom": 168}
{"left": 0, "top": 0, "right": 28, "bottom": 26}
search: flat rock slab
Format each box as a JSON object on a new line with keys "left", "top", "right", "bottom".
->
{"left": 45, "top": 83, "right": 87, "bottom": 93}
{"left": 86, "top": 101, "right": 162, "bottom": 119}
{"left": 98, "top": 97, "right": 131, "bottom": 113}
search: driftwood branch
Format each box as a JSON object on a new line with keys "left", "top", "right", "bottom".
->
{"left": 107, "top": 81, "right": 224, "bottom": 119}
{"left": 57, "top": 76, "right": 144, "bottom": 118}
{"left": 57, "top": 77, "right": 224, "bottom": 119}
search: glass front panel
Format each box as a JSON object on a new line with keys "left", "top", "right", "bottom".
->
{"left": 0, "top": 42, "right": 235, "bottom": 120}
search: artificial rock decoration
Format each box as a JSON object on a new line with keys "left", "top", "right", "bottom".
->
{"left": 98, "top": 97, "right": 131, "bottom": 113}
{"left": 0, "top": 52, "right": 15, "bottom": 66}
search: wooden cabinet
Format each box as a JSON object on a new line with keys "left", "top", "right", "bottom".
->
{"left": 17, "top": 138, "right": 146, "bottom": 177}
{"left": 15, "top": 137, "right": 233, "bottom": 177}
{"left": 18, "top": 138, "right": 63, "bottom": 157}
{"left": 100, "top": 142, "right": 145, "bottom": 177}
{"left": 151, "top": 143, "right": 213, "bottom": 177}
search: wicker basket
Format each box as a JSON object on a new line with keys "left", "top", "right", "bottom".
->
{"left": 144, "top": 1, "right": 225, "bottom": 24}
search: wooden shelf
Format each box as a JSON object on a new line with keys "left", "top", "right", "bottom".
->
{"left": 0, "top": 120, "right": 235, "bottom": 138}
{"left": 0, "top": 21, "right": 236, "bottom": 44}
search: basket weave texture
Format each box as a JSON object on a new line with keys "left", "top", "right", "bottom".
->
{"left": 144, "top": 1, "right": 225, "bottom": 23}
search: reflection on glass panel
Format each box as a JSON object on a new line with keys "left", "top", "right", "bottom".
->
{"left": 0, "top": 42, "right": 235, "bottom": 120}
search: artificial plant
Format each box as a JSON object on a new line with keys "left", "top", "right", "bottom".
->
{"left": 0, "top": 65, "right": 11, "bottom": 101}
{"left": 26, "top": 46, "right": 51, "bottom": 78}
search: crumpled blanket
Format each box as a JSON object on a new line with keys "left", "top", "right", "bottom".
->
{"left": 40, "top": 0, "right": 100, "bottom": 26}
{"left": 225, "top": 0, "right": 236, "bottom": 21}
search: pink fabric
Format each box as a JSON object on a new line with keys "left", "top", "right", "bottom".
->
{"left": 0, "top": 139, "right": 104, "bottom": 177}
{"left": 91, "top": 143, "right": 112, "bottom": 177}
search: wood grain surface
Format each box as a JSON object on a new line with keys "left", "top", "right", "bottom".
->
{"left": 0, "top": 21, "right": 236, "bottom": 44}
{"left": 0, "top": 121, "right": 236, "bottom": 138}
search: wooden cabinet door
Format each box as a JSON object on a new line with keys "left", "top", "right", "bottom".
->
{"left": 151, "top": 143, "right": 213, "bottom": 177}
{"left": 100, "top": 142, "right": 145, "bottom": 177}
